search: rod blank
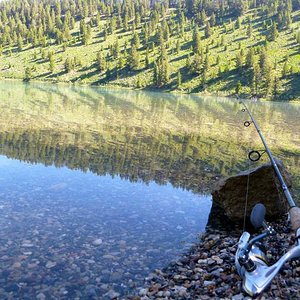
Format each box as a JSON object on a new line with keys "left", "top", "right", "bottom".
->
{"left": 240, "top": 101, "right": 299, "bottom": 231}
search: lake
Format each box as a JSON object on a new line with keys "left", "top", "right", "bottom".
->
{"left": 0, "top": 80, "right": 299, "bottom": 298}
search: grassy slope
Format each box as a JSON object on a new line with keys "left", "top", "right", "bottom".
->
{"left": 1, "top": 8, "right": 300, "bottom": 100}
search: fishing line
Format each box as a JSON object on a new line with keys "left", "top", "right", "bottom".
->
{"left": 243, "top": 156, "right": 251, "bottom": 232}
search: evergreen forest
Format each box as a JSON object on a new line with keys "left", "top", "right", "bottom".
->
{"left": 1, "top": 0, "right": 300, "bottom": 100}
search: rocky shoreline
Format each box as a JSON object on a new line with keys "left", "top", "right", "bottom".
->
{"left": 131, "top": 217, "right": 300, "bottom": 300}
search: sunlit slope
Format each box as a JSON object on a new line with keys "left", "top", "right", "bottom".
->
{"left": 1, "top": 3, "right": 300, "bottom": 100}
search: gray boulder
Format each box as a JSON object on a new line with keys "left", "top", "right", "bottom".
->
{"left": 212, "top": 160, "right": 292, "bottom": 221}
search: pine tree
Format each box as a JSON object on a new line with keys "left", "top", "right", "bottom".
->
{"left": 109, "top": 16, "right": 117, "bottom": 34}
{"left": 97, "top": 52, "right": 106, "bottom": 72}
{"left": 49, "top": 54, "right": 55, "bottom": 73}
{"left": 273, "top": 76, "right": 279, "bottom": 96}
{"left": 112, "top": 40, "right": 120, "bottom": 59}
{"left": 163, "top": 20, "right": 170, "bottom": 42}
{"left": 204, "top": 53, "right": 209, "bottom": 71}
{"left": 160, "top": 58, "right": 170, "bottom": 85}
{"left": 246, "top": 48, "right": 254, "bottom": 68}
{"left": 205, "top": 22, "right": 212, "bottom": 39}
{"left": 282, "top": 61, "right": 289, "bottom": 78}
{"left": 296, "top": 31, "right": 300, "bottom": 44}
{"left": 220, "top": 35, "right": 225, "bottom": 47}
{"left": 218, "top": 65, "right": 222, "bottom": 77}
{"left": 124, "top": 13, "right": 129, "bottom": 31}
{"left": 135, "top": 11, "right": 141, "bottom": 28}
{"left": 176, "top": 40, "right": 181, "bottom": 54}
{"left": 247, "top": 23, "right": 253, "bottom": 38}
{"left": 64, "top": 57, "right": 74, "bottom": 73}
{"left": 202, "top": 70, "right": 207, "bottom": 86}
{"left": 193, "top": 27, "right": 201, "bottom": 54}
{"left": 158, "top": 43, "right": 170, "bottom": 85}
{"left": 236, "top": 81, "right": 242, "bottom": 94}
{"left": 200, "top": 10, "right": 207, "bottom": 26}
{"left": 132, "top": 31, "right": 140, "bottom": 48}
{"left": 210, "top": 13, "right": 216, "bottom": 27}
{"left": 259, "top": 49, "right": 270, "bottom": 76}
{"left": 177, "top": 70, "right": 182, "bottom": 87}
{"left": 136, "top": 76, "right": 142, "bottom": 88}
{"left": 153, "top": 61, "right": 159, "bottom": 85}
{"left": 145, "top": 47, "right": 150, "bottom": 68}
{"left": 265, "top": 69, "right": 274, "bottom": 97}
{"left": 236, "top": 51, "right": 243, "bottom": 70}
{"left": 156, "top": 26, "right": 164, "bottom": 47}
{"left": 268, "top": 22, "right": 279, "bottom": 41}
{"left": 17, "top": 35, "right": 23, "bottom": 51}
{"left": 186, "top": 54, "right": 191, "bottom": 72}
{"left": 129, "top": 45, "right": 140, "bottom": 70}
{"left": 118, "top": 55, "right": 127, "bottom": 70}
{"left": 24, "top": 67, "right": 32, "bottom": 81}
{"left": 253, "top": 63, "right": 261, "bottom": 95}
{"left": 82, "top": 25, "right": 91, "bottom": 45}
{"left": 193, "top": 53, "right": 202, "bottom": 74}
{"left": 236, "top": 17, "right": 242, "bottom": 29}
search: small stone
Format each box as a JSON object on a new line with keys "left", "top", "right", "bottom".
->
{"left": 164, "top": 291, "right": 171, "bottom": 297}
{"left": 104, "top": 289, "right": 120, "bottom": 299}
{"left": 46, "top": 261, "right": 56, "bottom": 269}
{"left": 212, "top": 255, "right": 223, "bottom": 265}
{"left": 178, "top": 289, "right": 187, "bottom": 297}
{"left": 87, "top": 259, "right": 95, "bottom": 264}
{"left": 92, "top": 239, "right": 102, "bottom": 246}
{"left": 103, "top": 255, "right": 115, "bottom": 260}
{"left": 211, "top": 268, "right": 224, "bottom": 277}
{"left": 36, "top": 293, "right": 46, "bottom": 300}
{"left": 204, "top": 280, "right": 215, "bottom": 286}
{"left": 86, "top": 285, "right": 97, "bottom": 297}
{"left": 232, "top": 294, "right": 244, "bottom": 300}
{"left": 21, "top": 243, "right": 34, "bottom": 248}
{"left": 12, "top": 262, "right": 21, "bottom": 268}
{"left": 139, "top": 288, "right": 148, "bottom": 296}
{"left": 197, "top": 259, "right": 208, "bottom": 264}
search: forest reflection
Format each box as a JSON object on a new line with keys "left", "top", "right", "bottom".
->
{"left": 0, "top": 81, "right": 299, "bottom": 196}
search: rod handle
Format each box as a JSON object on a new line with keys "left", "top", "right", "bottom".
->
{"left": 289, "top": 207, "right": 300, "bottom": 231}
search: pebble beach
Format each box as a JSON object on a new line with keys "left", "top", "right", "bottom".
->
{"left": 133, "top": 216, "right": 300, "bottom": 300}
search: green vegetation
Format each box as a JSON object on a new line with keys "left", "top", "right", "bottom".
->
{"left": 1, "top": 0, "right": 300, "bottom": 100}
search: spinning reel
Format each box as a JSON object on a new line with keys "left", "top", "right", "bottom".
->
{"left": 235, "top": 203, "right": 300, "bottom": 296}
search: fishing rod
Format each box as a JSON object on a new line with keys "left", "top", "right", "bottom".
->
{"left": 235, "top": 100, "right": 300, "bottom": 296}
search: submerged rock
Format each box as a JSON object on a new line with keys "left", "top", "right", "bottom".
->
{"left": 45, "top": 261, "right": 57, "bottom": 269}
{"left": 212, "top": 159, "right": 291, "bottom": 221}
{"left": 92, "top": 238, "right": 103, "bottom": 246}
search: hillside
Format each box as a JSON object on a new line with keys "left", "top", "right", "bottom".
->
{"left": 0, "top": 0, "right": 300, "bottom": 100}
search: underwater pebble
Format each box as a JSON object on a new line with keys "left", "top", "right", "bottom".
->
{"left": 45, "top": 261, "right": 56, "bottom": 269}
{"left": 92, "top": 238, "right": 103, "bottom": 246}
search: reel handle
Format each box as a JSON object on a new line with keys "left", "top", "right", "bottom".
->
{"left": 289, "top": 207, "right": 300, "bottom": 231}
{"left": 250, "top": 203, "right": 266, "bottom": 229}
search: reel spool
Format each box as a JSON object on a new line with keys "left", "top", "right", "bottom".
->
{"left": 235, "top": 204, "right": 300, "bottom": 296}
